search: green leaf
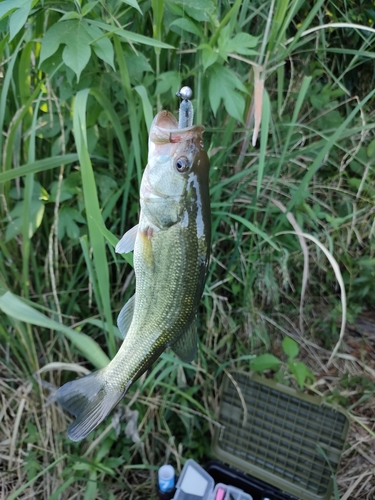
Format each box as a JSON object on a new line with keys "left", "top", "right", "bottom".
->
{"left": 208, "top": 64, "right": 247, "bottom": 122}
{"left": 96, "top": 174, "right": 118, "bottom": 204}
{"left": 87, "top": 20, "right": 174, "bottom": 49}
{"left": 289, "top": 361, "right": 311, "bottom": 388}
{"left": 210, "top": 63, "right": 247, "bottom": 91}
{"left": 9, "top": 0, "right": 32, "bottom": 41}
{"left": 39, "top": 21, "right": 75, "bottom": 65}
{"left": 81, "top": 1, "right": 99, "bottom": 16}
{"left": 49, "top": 178, "right": 81, "bottom": 202}
{"left": 0, "top": 0, "right": 29, "bottom": 20}
{"left": 232, "top": 32, "right": 258, "bottom": 48}
{"left": 367, "top": 139, "right": 375, "bottom": 159}
{"left": 222, "top": 87, "right": 245, "bottom": 123}
{"left": 217, "top": 27, "right": 258, "bottom": 59}
{"left": 250, "top": 354, "right": 281, "bottom": 372}
{"left": 199, "top": 43, "right": 219, "bottom": 72}
{"left": 58, "top": 207, "right": 85, "bottom": 240}
{"left": 5, "top": 199, "right": 45, "bottom": 242}
{"left": 59, "top": 11, "right": 81, "bottom": 21}
{"left": 155, "top": 71, "right": 181, "bottom": 96}
{"left": 62, "top": 22, "right": 92, "bottom": 81}
{"left": 168, "top": 0, "right": 217, "bottom": 22}
{"left": 120, "top": 0, "right": 143, "bottom": 15}
{"left": 0, "top": 291, "right": 110, "bottom": 369}
{"left": 123, "top": 49, "right": 153, "bottom": 81}
{"left": 83, "top": 22, "right": 115, "bottom": 70}
{"left": 234, "top": 48, "right": 258, "bottom": 57}
{"left": 208, "top": 75, "right": 221, "bottom": 116}
{"left": 170, "top": 18, "right": 204, "bottom": 38}
{"left": 36, "top": 113, "right": 62, "bottom": 139}
{"left": 230, "top": 32, "right": 258, "bottom": 55}
{"left": 40, "top": 20, "right": 96, "bottom": 80}
{"left": 282, "top": 336, "right": 299, "bottom": 360}
{"left": 217, "top": 24, "right": 231, "bottom": 60}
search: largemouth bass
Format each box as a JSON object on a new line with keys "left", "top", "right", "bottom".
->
{"left": 56, "top": 106, "right": 211, "bottom": 441}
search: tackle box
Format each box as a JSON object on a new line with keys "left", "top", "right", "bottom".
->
{"left": 210, "top": 371, "right": 350, "bottom": 500}
{"left": 172, "top": 371, "right": 349, "bottom": 500}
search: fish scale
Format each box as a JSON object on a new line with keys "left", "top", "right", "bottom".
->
{"left": 56, "top": 98, "right": 210, "bottom": 441}
{"left": 110, "top": 224, "right": 203, "bottom": 389}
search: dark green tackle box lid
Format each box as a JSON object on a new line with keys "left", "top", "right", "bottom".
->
{"left": 212, "top": 371, "right": 350, "bottom": 500}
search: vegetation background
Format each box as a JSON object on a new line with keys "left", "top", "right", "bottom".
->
{"left": 1, "top": 0, "right": 375, "bottom": 498}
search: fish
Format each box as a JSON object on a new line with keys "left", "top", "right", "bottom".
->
{"left": 56, "top": 107, "right": 211, "bottom": 441}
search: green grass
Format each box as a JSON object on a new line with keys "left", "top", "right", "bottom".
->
{"left": 1, "top": 0, "right": 375, "bottom": 497}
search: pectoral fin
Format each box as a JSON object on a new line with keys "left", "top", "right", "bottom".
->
{"left": 117, "top": 294, "right": 135, "bottom": 338}
{"left": 171, "top": 320, "right": 198, "bottom": 363}
{"left": 115, "top": 224, "right": 139, "bottom": 254}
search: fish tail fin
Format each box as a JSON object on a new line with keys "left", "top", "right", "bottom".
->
{"left": 56, "top": 371, "right": 126, "bottom": 442}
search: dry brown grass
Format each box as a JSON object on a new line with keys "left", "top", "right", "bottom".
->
{"left": 2, "top": 312, "right": 375, "bottom": 500}
{"left": 306, "top": 312, "right": 375, "bottom": 499}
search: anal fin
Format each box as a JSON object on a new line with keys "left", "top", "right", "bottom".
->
{"left": 171, "top": 320, "right": 198, "bottom": 363}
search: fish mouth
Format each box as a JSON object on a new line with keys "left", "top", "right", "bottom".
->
{"left": 150, "top": 110, "right": 204, "bottom": 145}
{"left": 153, "top": 110, "right": 178, "bottom": 130}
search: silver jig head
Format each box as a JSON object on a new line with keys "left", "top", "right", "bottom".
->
{"left": 176, "top": 86, "right": 194, "bottom": 128}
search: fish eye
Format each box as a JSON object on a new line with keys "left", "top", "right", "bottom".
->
{"left": 175, "top": 156, "right": 190, "bottom": 173}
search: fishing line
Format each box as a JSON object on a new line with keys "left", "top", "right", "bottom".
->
{"left": 178, "top": 0, "right": 185, "bottom": 80}
{"left": 175, "top": 0, "right": 194, "bottom": 128}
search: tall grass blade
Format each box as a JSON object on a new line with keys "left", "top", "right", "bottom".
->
{"left": 257, "top": 88, "right": 270, "bottom": 196}
{"left": 0, "top": 291, "right": 110, "bottom": 368}
{"left": 0, "top": 154, "right": 78, "bottom": 183}
{"left": 73, "top": 89, "right": 116, "bottom": 357}
{"left": 7, "top": 455, "right": 68, "bottom": 500}
{"left": 135, "top": 85, "right": 153, "bottom": 131}
{"left": 87, "top": 19, "right": 174, "bottom": 48}
{"left": 0, "top": 34, "right": 22, "bottom": 161}
{"left": 214, "top": 211, "right": 280, "bottom": 251}
{"left": 21, "top": 92, "right": 43, "bottom": 298}
{"left": 277, "top": 232, "right": 346, "bottom": 365}
{"left": 2, "top": 85, "right": 41, "bottom": 174}
{"left": 270, "top": 75, "right": 312, "bottom": 208}
{"left": 90, "top": 88, "right": 129, "bottom": 160}
{"left": 287, "top": 87, "right": 375, "bottom": 212}
{"left": 113, "top": 35, "right": 143, "bottom": 184}
{"left": 283, "top": 0, "right": 325, "bottom": 56}
{"left": 89, "top": 215, "right": 134, "bottom": 266}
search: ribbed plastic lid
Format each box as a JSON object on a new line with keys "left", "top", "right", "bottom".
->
{"left": 212, "top": 372, "right": 349, "bottom": 500}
